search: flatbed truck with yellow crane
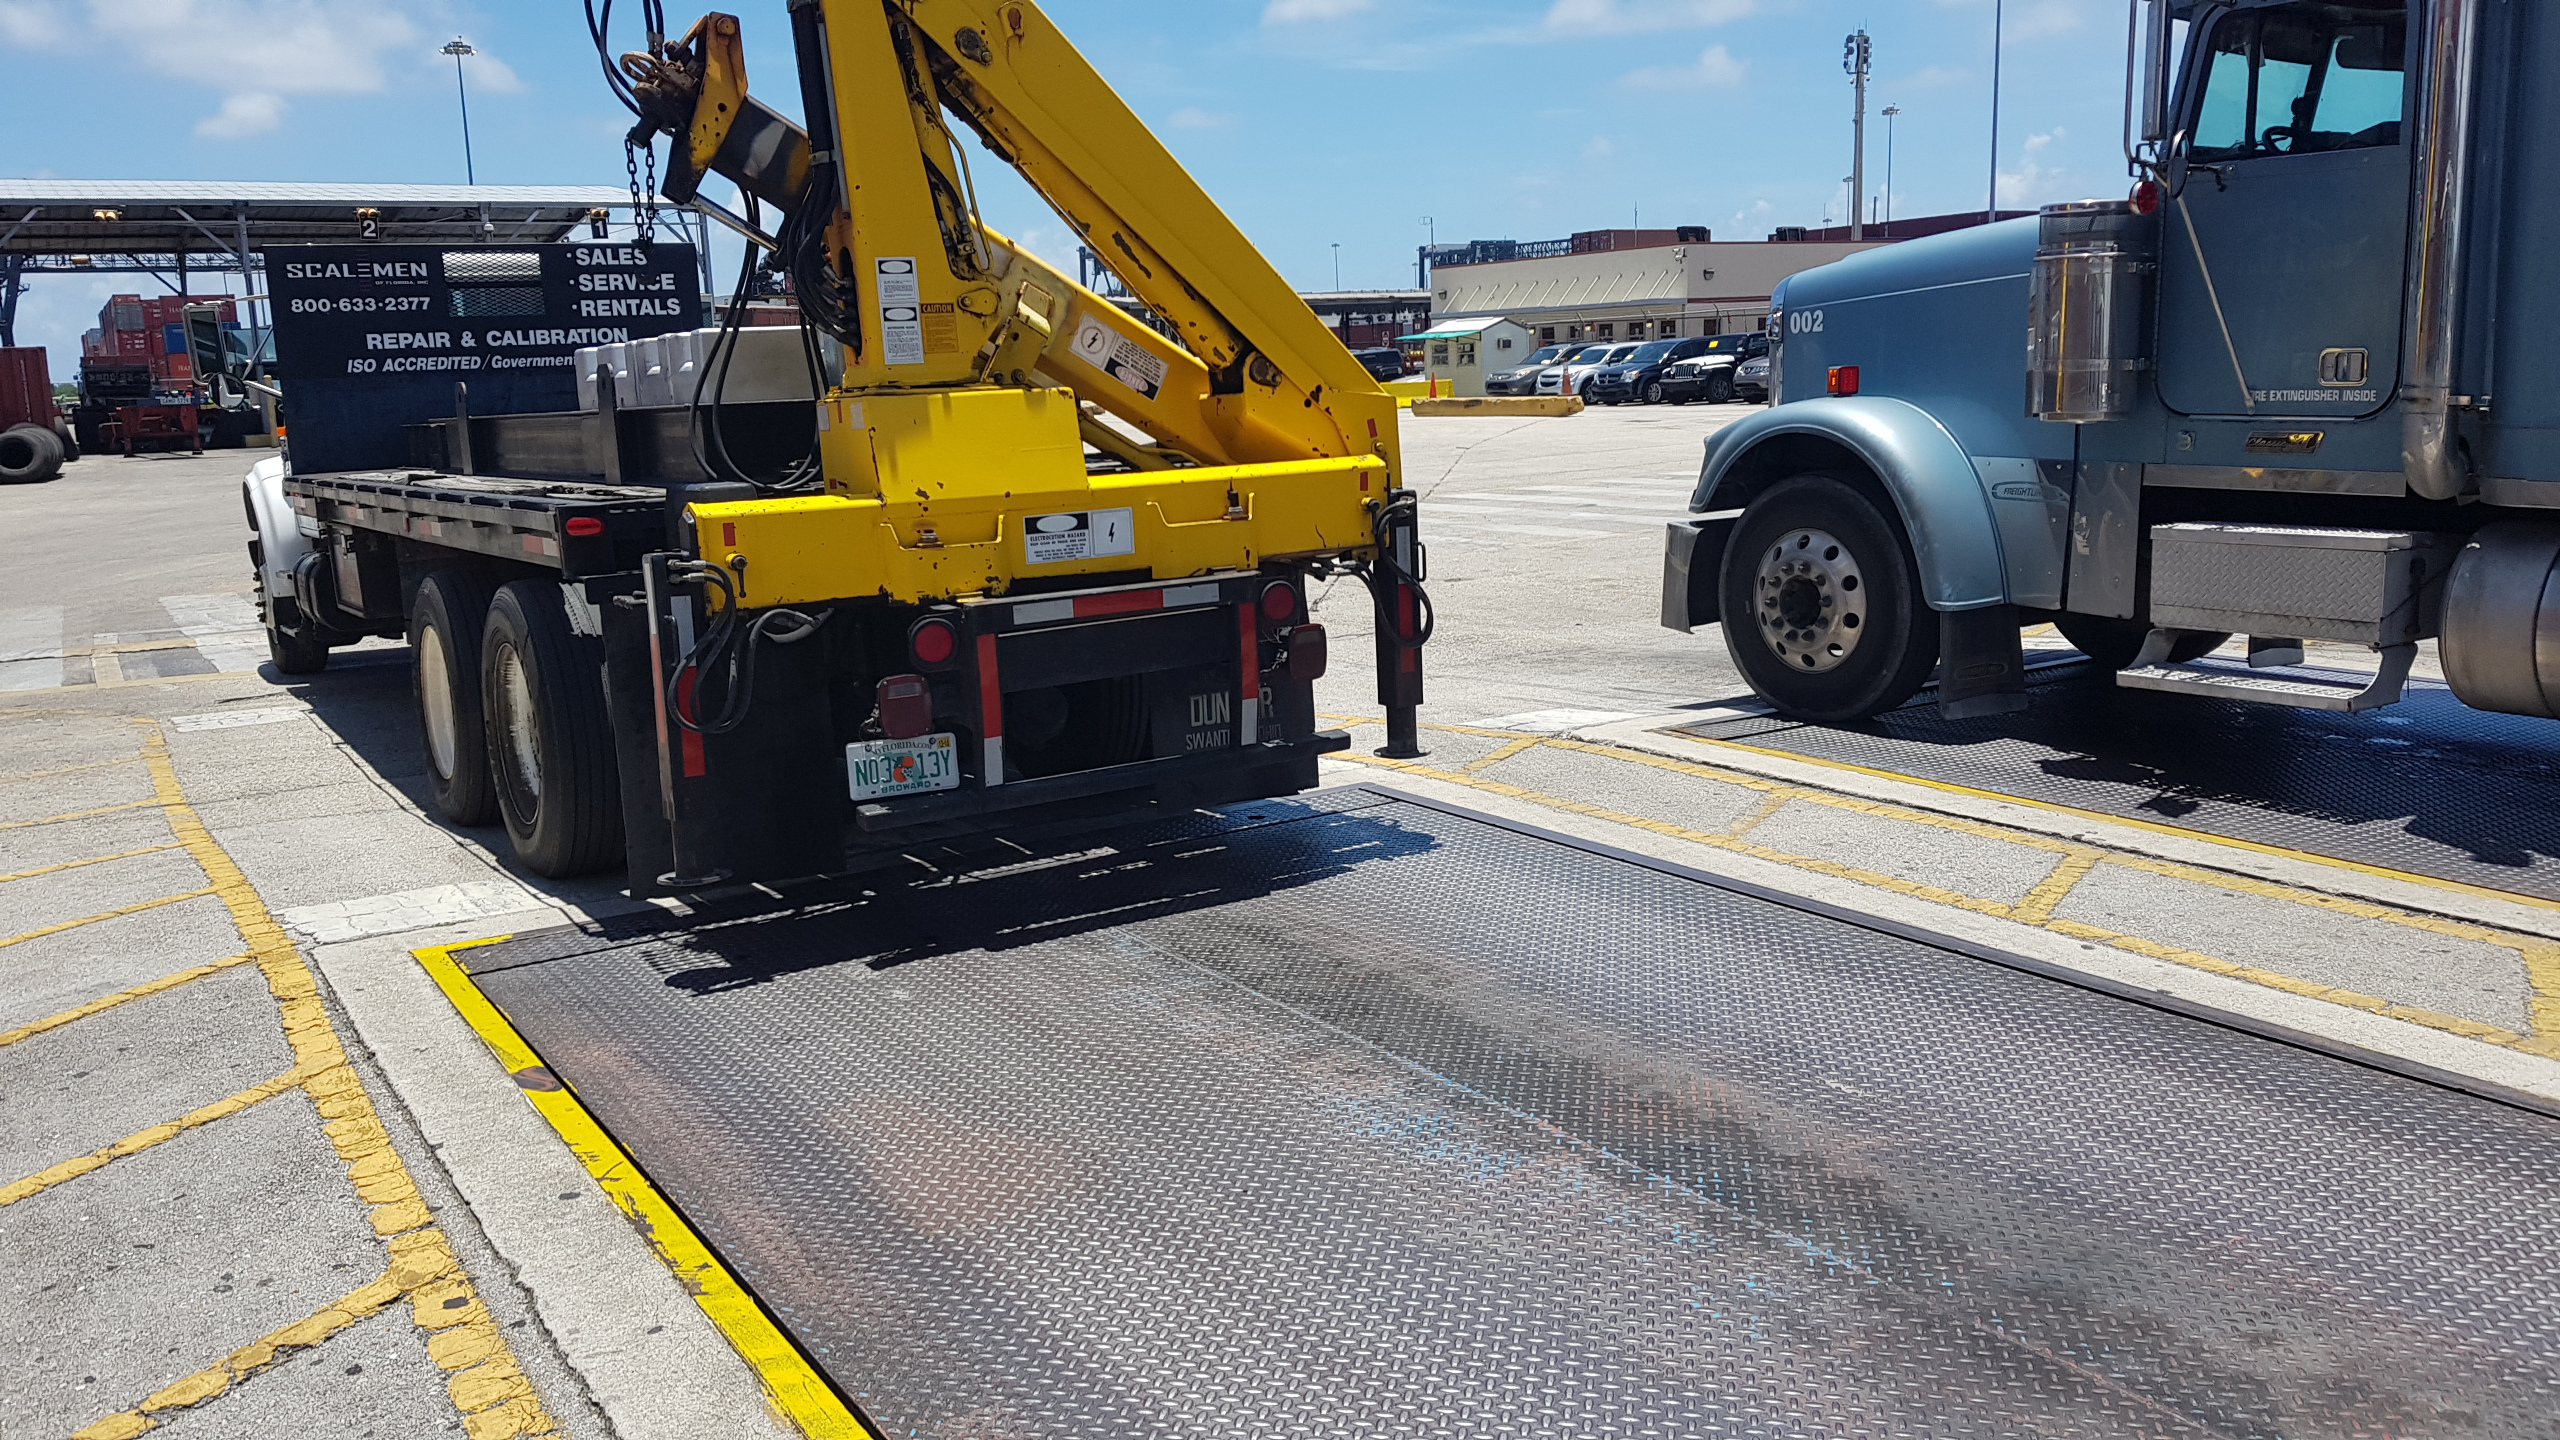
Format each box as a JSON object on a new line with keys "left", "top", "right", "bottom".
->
{"left": 241, "top": 0, "right": 1428, "bottom": 892}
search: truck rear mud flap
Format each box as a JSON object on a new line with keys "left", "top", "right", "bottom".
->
{"left": 437, "top": 787, "right": 2560, "bottom": 1438}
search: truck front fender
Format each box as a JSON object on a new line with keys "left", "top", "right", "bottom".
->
{"left": 242, "top": 456, "right": 307, "bottom": 620}
{"left": 1690, "top": 397, "right": 2008, "bottom": 612}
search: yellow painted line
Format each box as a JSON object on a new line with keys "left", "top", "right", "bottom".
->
{"left": 2012, "top": 849, "right": 2104, "bottom": 927}
{"left": 1464, "top": 736, "right": 1541, "bottom": 773}
{"left": 1682, "top": 732, "right": 2560, "bottom": 918}
{"left": 0, "top": 952, "right": 257, "bottom": 1049}
{"left": 0, "top": 754, "right": 142, "bottom": 785}
{"left": 0, "top": 798, "right": 166, "bottom": 831}
{"left": 0, "top": 1068, "right": 306, "bottom": 1207}
{"left": 0, "top": 887, "right": 218, "bottom": 950}
{"left": 417, "top": 938, "right": 880, "bottom": 1440}
{"left": 86, "top": 723, "right": 569, "bottom": 1439}
{"left": 1333, "top": 747, "right": 2560, "bottom": 1058}
{"left": 0, "top": 842, "right": 188, "bottom": 885}
{"left": 1724, "top": 784, "right": 1802, "bottom": 838}
{"left": 71, "top": 1231, "right": 462, "bottom": 1440}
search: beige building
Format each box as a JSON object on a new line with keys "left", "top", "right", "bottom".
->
{"left": 1429, "top": 236, "right": 1885, "bottom": 346}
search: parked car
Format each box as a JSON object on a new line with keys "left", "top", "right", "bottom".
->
{"left": 1485, "top": 343, "right": 1576, "bottom": 396}
{"left": 1586, "top": 336, "right": 1719, "bottom": 405}
{"left": 1733, "top": 352, "right": 1772, "bottom": 403}
{"left": 1350, "top": 346, "right": 1408, "bottom": 381}
{"left": 1539, "top": 342, "right": 1640, "bottom": 397}
{"left": 1652, "top": 332, "right": 1774, "bottom": 405}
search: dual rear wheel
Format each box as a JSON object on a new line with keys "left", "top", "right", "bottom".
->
{"left": 411, "top": 571, "right": 624, "bottom": 877}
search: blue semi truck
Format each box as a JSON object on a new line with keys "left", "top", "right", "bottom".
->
{"left": 1666, "top": 0, "right": 2560, "bottom": 725}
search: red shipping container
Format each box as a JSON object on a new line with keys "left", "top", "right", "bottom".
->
{"left": 0, "top": 347, "right": 53, "bottom": 430}
{"left": 103, "top": 296, "right": 145, "bottom": 334}
{"left": 116, "top": 330, "right": 150, "bottom": 357}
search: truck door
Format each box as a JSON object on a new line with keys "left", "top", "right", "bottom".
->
{"left": 2157, "top": 2, "right": 2408, "bottom": 418}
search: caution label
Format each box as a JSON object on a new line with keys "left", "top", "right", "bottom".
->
{"left": 1023, "top": 507, "right": 1136, "bottom": 566}
{"left": 877, "top": 257, "right": 924, "bottom": 366}
{"left": 1071, "top": 315, "right": 1167, "bottom": 400}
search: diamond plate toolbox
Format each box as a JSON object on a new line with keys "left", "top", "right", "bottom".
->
{"left": 2148, "top": 522, "right": 2461, "bottom": 644}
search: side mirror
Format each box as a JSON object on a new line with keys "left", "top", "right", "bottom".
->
{"left": 2165, "top": 126, "right": 2192, "bottom": 196}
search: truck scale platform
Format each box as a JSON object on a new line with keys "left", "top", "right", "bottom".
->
{"left": 444, "top": 787, "right": 2560, "bottom": 1438}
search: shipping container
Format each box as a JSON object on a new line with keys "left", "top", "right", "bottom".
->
{"left": 0, "top": 347, "right": 54, "bottom": 430}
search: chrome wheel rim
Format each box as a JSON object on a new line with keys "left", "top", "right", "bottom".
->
{"left": 420, "top": 625, "right": 460, "bottom": 780}
{"left": 495, "top": 643, "right": 542, "bottom": 804}
{"left": 1754, "top": 527, "right": 1866, "bottom": 674}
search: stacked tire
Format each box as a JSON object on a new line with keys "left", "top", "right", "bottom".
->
{"left": 0, "top": 423, "right": 65, "bottom": 484}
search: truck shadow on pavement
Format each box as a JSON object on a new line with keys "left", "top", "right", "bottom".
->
{"left": 1705, "top": 665, "right": 2560, "bottom": 896}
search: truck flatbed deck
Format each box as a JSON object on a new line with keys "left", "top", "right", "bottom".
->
{"left": 436, "top": 786, "right": 2560, "bottom": 1439}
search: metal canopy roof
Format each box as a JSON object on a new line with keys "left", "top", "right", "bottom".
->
{"left": 0, "top": 180, "right": 673, "bottom": 257}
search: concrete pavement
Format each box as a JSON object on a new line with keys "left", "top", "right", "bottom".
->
{"left": 6, "top": 412, "right": 2560, "bottom": 1437}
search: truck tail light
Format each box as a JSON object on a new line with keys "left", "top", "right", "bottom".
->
{"left": 2130, "top": 180, "right": 2164, "bottom": 216}
{"left": 909, "top": 616, "right": 959, "bottom": 668}
{"left": 875, "top": 674, "right": 934, "bottom": 739}
{"left": 565, "top": 516, "right": 605, "bottom": 538}
{"left": 1828, "top": 365, "right": 1861, "bottom": 396}
{"left": 1282, "top": 624, "right": 1328, "bottom": 682}
{"left": 1259, "top": 579, "right": 1301, "bottom": 624}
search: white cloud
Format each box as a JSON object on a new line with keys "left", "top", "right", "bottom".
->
{"left": 1167, "top": 107, "right": 1233, "bottom": 130}
{"left": 1621, "top": 44, "right": 1746, "bottom": 91}
{"left": 34, "top": 0, "right": 427, "bottom": 135}
{"left": 0, "top": 0, "right": 72, "bottom": 46}
{"left": 1581, "top": 135, "right": 1616, "bottom": 161}
{"left": 1263, "top": 0, "right": 1370, "bottom": 23}
{"left": 1996, "top": 127, "right": 2075, "bottom": 207}
{"left": 1545, "top": 0, "right": 1756, "bottom": 35}
{"left": 195, "top": 91, "right": 286, "bottom": 137}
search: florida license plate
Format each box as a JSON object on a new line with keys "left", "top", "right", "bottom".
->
{"left": 846, "top": 733, "right": 960, "bottom": 801}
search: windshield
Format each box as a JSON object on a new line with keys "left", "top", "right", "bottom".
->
{"left": 1699, "top": 334, "right": 1755, "bottom": 353}
{"left": 1628, "top": 340, "right": 1683, "bottom": 363}
{"left": 2190, "top": 6, "right": 2405, "bottom": 163}
{"left": 1520, "top": 346, "right": 1568, "bottom": 366}
{"left": 1563, "top": 344, "right": 1610, "bottom": 361}
{"left": 1600, "top": 345, "right": 1641, "bottom": 363}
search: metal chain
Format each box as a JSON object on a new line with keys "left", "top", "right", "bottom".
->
{"left": 626, "top": 136, "right": 659, "bottom": 246}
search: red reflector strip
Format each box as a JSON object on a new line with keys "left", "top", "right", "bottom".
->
{"left": 520, "top": 534, "right": 558, "bottom": 557}
{"left": 1073, "top": 589, "right": 1162, "bottom": 618}
{"left": 565, "top": 516, "right": 605, "bottom": 538}
{"left": 1238, "top": 606, "right": 1262, "bottom": 703}
{"left": 723, "top": 521, "right": 737, "bottom": 548}
{"left": 674, "top": 670, "right": 708, "bottom": 778}
{"left": 976, "top": 634, "right": 1003, "bottom": 737}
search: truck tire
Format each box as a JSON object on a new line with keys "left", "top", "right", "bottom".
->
{"left": 1704, "top": 372, "right": 1736, "bottom": 405}
{"left": 411, "top": 570, "right": 500, "bottom": 827}
{"left": 52, "top": 420, "right": 80, "bottom": 462}
{"left": 0, "top": 424, "right": 64, "bottom": 484}
{"left": 481, "top": 580, "right": 623, "bottom": 877}
{"left": 1719, "top": 473, "right": 1940, "bottom": 723}
{"left": 2055, "top": 615, "right": 2229, "bottom": 670}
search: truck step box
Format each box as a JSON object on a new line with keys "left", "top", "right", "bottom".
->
{"left": 2117, "top": 640, "right": 2417, "bottom": 713}
{"left": 2146, "top": 523, "right": 2459, "bottom": 647}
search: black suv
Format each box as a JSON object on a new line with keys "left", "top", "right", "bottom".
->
{"left": 1654, "top": 332, "right": 1772, "bottom": 405}
{"left": 1350, "top": 347, "right": 1408, "bottom": 381}
{"left": 1585, "top": 336, "right": 1716, "bottom": 405}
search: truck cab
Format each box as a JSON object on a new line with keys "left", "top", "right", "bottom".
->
{"left": 1666, "top": 0, "right": 2560, "bottom": 726}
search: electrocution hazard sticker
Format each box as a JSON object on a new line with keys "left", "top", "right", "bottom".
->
{"left": 1024, "top": 508, "right": 1136, "bottom": 566}
{"left": 1071, "top": 315, "right": 1167, "bottom": 400}
{"left": 877, "top": 257, "right": 924, "bottom": 366}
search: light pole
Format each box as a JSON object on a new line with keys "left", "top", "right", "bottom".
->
{"left": 1844, "top": 30, "right": 1871, "bottom": 241}
{"left": 1417, "top": 216, "right": 1434, "bottom": 289}
{"left": 1882, "top": 105, "right": 1901, "bottom": 232}
{"left": 1331, "top": 242, "right": 1341, "bottom": 291}
{"left": 441, "top": 38, "right": 478, "bottom": 186}
{"left": 1986, "top": 0, "right": 2004, "bottom": 224}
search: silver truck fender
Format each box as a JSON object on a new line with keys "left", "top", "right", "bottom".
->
{"left": 1683, "top": 396, "right": 2010, "bottom": 614}
{"left": 241, "top": 456, "right": 307, "bottom": 621}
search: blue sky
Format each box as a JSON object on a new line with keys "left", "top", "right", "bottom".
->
{"left": 1, "top": 0, "right": 2130, "bottom": 373}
